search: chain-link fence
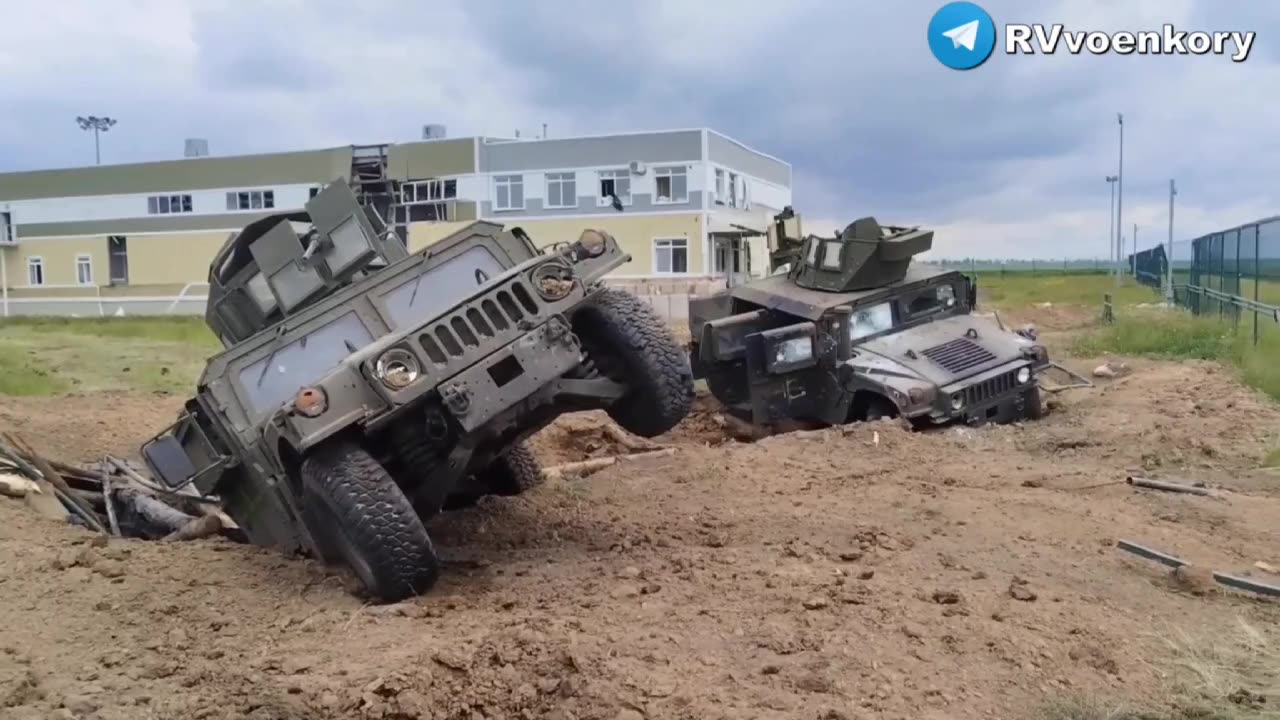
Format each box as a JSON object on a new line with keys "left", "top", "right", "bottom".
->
{"left": 1133, "top": 217, "right": 1280, "bottom": 345}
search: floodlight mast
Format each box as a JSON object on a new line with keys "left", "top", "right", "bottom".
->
{"left": 76, "top": 115, "right": 118, "bottom": 165}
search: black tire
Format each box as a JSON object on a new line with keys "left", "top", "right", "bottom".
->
{"left": 1021, "top": 386, "right": 1044, "bottom": 420}
{"left": 573, "top": 288, "right": 695, "bottom": 437}
{"left": 864, "top": 396, "right": 899, "bottom": 421}
{"left": 443, "top": 441, "right": 543, "bottom": 510}
{"left": 481, "top": 441, "right": 543, "bottom": 496}
{"left": 300, "top": 440, "right": 440, "bottom": 603}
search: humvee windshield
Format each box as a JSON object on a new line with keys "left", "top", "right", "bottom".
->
{"left": 379, "top": 245, "right": 506, "bottom": 330}
{"left": 851, "top": 302, "right": 894, "bottom": 340}
{"left": 235, "top": 310, "right": 375, "bottom": 416}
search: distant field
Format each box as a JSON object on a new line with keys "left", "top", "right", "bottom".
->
{"left": 0, "top": 317, "right": 218, "bottom": 396}
{"left": 0, "top": 272, "right": 1275, "bottom": 402}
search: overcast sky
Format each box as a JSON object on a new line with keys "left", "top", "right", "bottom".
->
{"left": 1, "top": 0, "right": 1275, "bottom": 259}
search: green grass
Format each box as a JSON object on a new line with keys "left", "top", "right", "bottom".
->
{"left": 1069, "top": 308, "right": 1280, "bottom": 402}
{"left": 978, "top": 273, "right": 1156, "bottom": 310}
{"left": 0, "top": 316, "right": 219, "bottom": 397}
{"left": 1263, "top": 449, "right": 1280, "bottom": 469}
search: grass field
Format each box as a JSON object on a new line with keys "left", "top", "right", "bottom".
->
{"left": 0, "top": 272, "right": 1275, "bottom": 401}
{"left": 0, "top": 316, "right": 218, "bottom": 396}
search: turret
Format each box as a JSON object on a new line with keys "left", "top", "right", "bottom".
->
{"left": 789, "top": 216, "right": 932, "bottom": 292}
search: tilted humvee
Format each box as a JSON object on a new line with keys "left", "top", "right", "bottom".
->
{"left": 140, "top": 178, "right": 694, "bottom": 602}
{"left": 689, "top": 209, "right": 1051, "bottom": 429}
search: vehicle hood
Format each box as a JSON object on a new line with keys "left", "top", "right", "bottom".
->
{"left": 853, "top": 314, "right": 1031, "bottom": 386}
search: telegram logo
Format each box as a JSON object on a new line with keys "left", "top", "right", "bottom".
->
{"left": 928, "top": 2, "right": 997, "bottom": 70}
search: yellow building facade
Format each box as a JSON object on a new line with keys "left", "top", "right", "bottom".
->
{"left": 0, "top": 129, "right": 792, "bottom": 316}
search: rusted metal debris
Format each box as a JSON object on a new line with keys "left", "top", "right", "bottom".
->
{"left": 0, "top": 431, "right": 244, "bottom": 545}
{"left": 1126, "top": 475, "right": 1216, "bottom": 497}
{"left": 1116, "top": 539, "right": 1280, "bottom": 599}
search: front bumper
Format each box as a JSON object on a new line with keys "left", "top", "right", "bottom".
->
{"left": 925, "top": 359, "right": 1039, "bottom": 424}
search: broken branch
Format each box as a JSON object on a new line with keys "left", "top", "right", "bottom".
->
{"left": 5, "top": 433, "right": 106, "bottom": 533}
{"left": 541, "top": 448, "right": 677, "bottom": 482}
{"left": 162, "top": 513, "right": 224, "bottom": 542}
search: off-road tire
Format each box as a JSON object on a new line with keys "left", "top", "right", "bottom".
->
{"left": 300, "top": 440, "right": 440, "bottom": 603}
{"left": 481, "top": 442, "right": 544, "bottom": 496}
{"left": 1021, "top": 386, "right": 1044, "bottom": 421}
{"left": 573, "top": 288, "right": 695, "bottom": 437}
{"left": 443, "top": 442, "right": 543, "bottom": 510}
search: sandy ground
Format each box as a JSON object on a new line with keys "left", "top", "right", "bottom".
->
{"left": 2, "top": 313, "right": 1280, "bottom": 720}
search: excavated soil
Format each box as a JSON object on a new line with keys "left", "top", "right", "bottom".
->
{"left": 3, "top": 330, "right": 1280, "bottom": 719}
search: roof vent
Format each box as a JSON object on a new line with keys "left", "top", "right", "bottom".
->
{"left": 422, "top": 124, "right": 447, "bottom": 140}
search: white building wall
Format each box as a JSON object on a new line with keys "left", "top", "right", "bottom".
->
{"left": 4, "top": 183, "right": 320, "bottom": 225}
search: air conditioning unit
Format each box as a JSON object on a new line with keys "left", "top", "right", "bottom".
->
{"left": 629, "top": 160, "right": 647, "bottom": 175}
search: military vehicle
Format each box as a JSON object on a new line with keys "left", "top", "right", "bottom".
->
{"left": 140, "top": 178, "right": 694, "bottom": 602}
{"left": 689, "top": 209, "right": 1051, "bottom": 429}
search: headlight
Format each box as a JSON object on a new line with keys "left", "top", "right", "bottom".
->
{"left": 1017, "top": 366, "right": 1032, "bottom": 384}
{"left": 294, "top": 386, "right": 327, "bottom": 418}
{"left": 532, "top": 263, "right": 575, "bottom": 301}
{"left": 773, "top": 336, "right": 814, "bottom": 366}
{"left": 576, "top": 229, "right": 608, "bottom": 257}
{"left": 950, "top": 393, "right": 965, "bottom": 411}
{"left": 375, "top": 348, "right": 421, "bottom": 389}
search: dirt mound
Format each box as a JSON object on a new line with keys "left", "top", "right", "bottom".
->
{"left": 2, "top": 356, "right": 1280, "bottom": 719}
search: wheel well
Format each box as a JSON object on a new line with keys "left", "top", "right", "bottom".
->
{"left": 846, "top": 390, "right": 898, "bottom": 422}
{"left": 276, "top": 439, "right": 305, "bottom": 498}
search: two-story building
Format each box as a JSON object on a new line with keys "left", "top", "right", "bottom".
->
{"left": 0, "top": 128, "right": 791, "bottom": 316}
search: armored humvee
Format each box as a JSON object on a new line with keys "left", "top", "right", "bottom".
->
{"left": 140, "top": 179, "right": 694, "bottom": 602}
{"left": 689, "top": 209, "right": 1051, "bottom": 429}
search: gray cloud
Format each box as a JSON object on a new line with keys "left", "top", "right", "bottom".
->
{"left": 1, "top": 0, "right": 1276, "bottom": 259}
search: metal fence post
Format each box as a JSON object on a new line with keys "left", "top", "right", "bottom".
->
{"left": 1255, "top": 223, "right": 1262, "bottom": 346}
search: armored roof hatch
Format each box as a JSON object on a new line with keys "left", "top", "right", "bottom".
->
{"left": 790, "top": 216, "right": 933, "bottom": 292}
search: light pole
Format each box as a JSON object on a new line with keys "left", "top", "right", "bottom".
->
{"left": 1166, "top": 179, "right": 1177, "bottom": 303}
{"left": 1132, "top": 223, "right": 1138, "bottom": 276}
{"left": 76, "top": 115, "right": 118, "bottom": 165}
{"left": 1115, "top": 112, "right": 1124, "bottom": 287}
{"left": 1106, "top": 175, "right": 1118, "bottom": 274}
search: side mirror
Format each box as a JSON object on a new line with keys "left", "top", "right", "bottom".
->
{"left": 141, "top": 435, "right": 198, "bottom": 490}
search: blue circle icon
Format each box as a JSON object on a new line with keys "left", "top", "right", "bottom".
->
{"left": 928, "top": 2, "right": 996, "bottom": 70}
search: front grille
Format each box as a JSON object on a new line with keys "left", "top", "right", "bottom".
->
{"left": 922, "top": 337, "right": 996, "bottom": 374}
{"left": 964, "top": 370, "right": 1018, "bottom": 407}
{"left": 418, "top": 279, "right": 540, "bottom": 364}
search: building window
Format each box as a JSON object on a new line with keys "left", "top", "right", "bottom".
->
{"left": 75, "top": 254, "right": 94, "bottom": 286}
{"left": 597, "top": 169, "right": 631, "bottom": 206}
{"left": 0, "top": 211, "right": 13, "bottom": 244}
{"left": 108, "top": 236, "right": 129, "bottom": 285}
{"left": 403, "top": 179, "right": 457, "bottom": 203}
{"left": 714, "top": 169, "right": 725, "bottom": 205}
{"left": 653, "top": 238, "right": 689, "bottom": 275}
{"left": 400, "top": 179, "right": 457, "bottom": 223}
{"left": 653, "top": 166, "right": 688, "bottom": 204}
{"left": 148, "top": 194, "right": 193, "bottom": 215}
{"left": 494, "top": 175, "right": 524, "bottom": 211}
{"left": 225, "top": 190, "right": 276, "bottom": 211}
{"left": 26, "top": 256, "right": 44, "bottom": 286}
{"left": 545, "top": 172, "right": 576, "bottom": 209}
{"left": 728, "top": 172, "right": 739, "bottom": 208}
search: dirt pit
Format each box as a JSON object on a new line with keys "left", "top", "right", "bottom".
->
{"left": 3, "top": 351, "right": 1280, "bottom": 719}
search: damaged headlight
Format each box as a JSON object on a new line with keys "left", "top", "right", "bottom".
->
{"left": 773, "top": 336, "right": 814, "bottom": 366}
{"left": 375, "top": 348, "right": 421, "bottom": 390}
{"left": 1017, "top": 366, "right": 1032, "bottom": 384}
